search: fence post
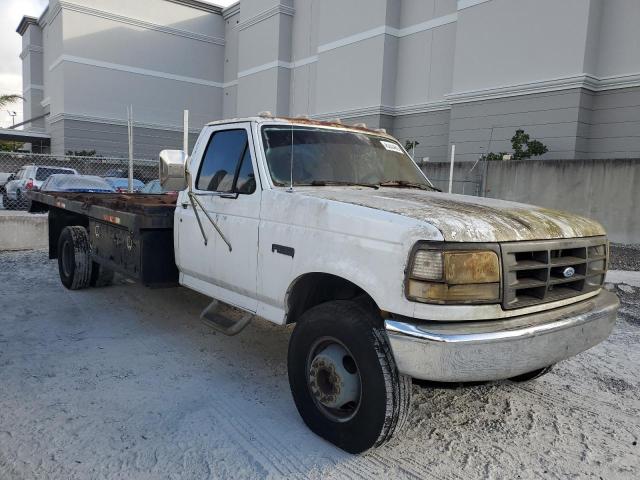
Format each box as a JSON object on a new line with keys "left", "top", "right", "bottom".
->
{"left": 183, "top": 109, "right": 189, "bottom": 156}
{"left": 448, "top": 144, "right": 456, "bottom": 194}
{"left": 127, "top": 105, "right": 134, "bottom": 193}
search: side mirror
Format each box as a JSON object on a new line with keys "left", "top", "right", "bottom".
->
{"left": 7, "top": 174, "right": 15, "bottom": 181}
{"left": 159, "top": 150, "right": 187, "bottom": 191}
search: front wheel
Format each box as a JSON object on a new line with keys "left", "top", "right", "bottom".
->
{"left": 509, "top": 365, "right": 554, "bottom": 382}
{"left": 288, "top": 300, "right": 411, "bottom": 453}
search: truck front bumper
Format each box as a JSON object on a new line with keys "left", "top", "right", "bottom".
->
{"left": 385, "top": 290, "right": 619, "bottom": 382}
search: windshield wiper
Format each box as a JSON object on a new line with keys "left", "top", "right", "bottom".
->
{"left": 307, "top": 180, "right": 379, "bottom": 189}
{"left": 378, "top": 180, "right": 441, "bottom": 192}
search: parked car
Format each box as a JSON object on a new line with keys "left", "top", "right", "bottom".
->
{"left": 104, "top": 177, "right": 145, "bottom": 193}
{"left": 140, "top": 179, "right": 162, "bottom": 194}
{"left": 29, "top": 116, "right": 619, "bottom": 454}
{"left": 41, "top": 174, "right": 116, "bottom": 193}
{"left": 140, "top": 179, "right": 177, "bottom": 195}
{"left": 3, "top": 165, "right": 78, "bottom": 209}
{"left": 0, "top": 172, "right": 12, "bottom": 196}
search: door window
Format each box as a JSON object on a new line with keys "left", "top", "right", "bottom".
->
{"left": 196, "top": 129, "right": 256, "bottom": 194}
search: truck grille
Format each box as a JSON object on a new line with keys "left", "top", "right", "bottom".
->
{"left": 501, "top": 237, "right": 607, "bottom": 310}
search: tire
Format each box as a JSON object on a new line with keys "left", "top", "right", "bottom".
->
{"left": 16, "top": 190, "right": 26, "bottom": 210}
{"left": 2, "top": 194, "right": 11, "bottom": 210}
{"left": 509, "top": 365, "right": 554, "bottom": 383}
{"left": 288, "top": 300, "right": 411, "bottom": 454}
{"left": 57, "top": 226, "right": 93, "bottom": 290}
{"left": 90, "top": 262, "right": 115, "bottom": 287}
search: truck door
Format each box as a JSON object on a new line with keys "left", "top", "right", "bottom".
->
{"left": 176, "top": 123, "right": 260, "bottom": 312}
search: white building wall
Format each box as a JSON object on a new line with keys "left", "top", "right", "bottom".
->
{"left": 17, "top": 0, "right": 640, "bottom": 160}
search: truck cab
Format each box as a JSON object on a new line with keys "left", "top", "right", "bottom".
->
{"left": 164, "top": 116, "right": 618, "bottom": 452}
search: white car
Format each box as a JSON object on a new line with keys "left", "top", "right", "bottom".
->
{"left": 3, "top": 165, "right": 78, "bottom": 209}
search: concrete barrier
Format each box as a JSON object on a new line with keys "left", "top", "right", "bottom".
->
{"left": 423, "top": 158, "right": 640, "bottom": 244}
{"left": 0, "top": 211, "right": 48, "bottom": 251}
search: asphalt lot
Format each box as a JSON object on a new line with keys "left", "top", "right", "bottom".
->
{"left": 0, "top": 249, "right": 638, "bottom": 479}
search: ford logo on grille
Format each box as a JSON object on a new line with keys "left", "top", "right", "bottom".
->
{"left": 562, "top": 266, "right": 576, "bottom": 278}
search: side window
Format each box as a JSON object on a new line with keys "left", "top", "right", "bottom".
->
{"left": 196, "top": 129, "right": 256, "bottom": 194}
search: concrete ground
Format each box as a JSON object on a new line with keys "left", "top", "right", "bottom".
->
{"left": 0, "top": 249, "right": 639, "bottom": 479}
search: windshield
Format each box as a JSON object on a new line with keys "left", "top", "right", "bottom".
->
{"left": 36, "top": 167, "right": 75, "bottom": 181}
{"left": 261, "top": 125, "right": 432, "bottom": 188}
{"left": 45, "top": 175, "right": 114, "bottom": 192}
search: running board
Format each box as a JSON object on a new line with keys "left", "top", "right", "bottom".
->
{"left": 200, "top": 299, "right": 253, "bottom": 336}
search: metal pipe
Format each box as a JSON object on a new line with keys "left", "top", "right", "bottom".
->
{"left": 448, "top": 144, "right": 456, "bottom": 194}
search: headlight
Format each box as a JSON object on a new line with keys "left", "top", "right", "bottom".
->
{"left": 406, "top": 246, "right": 501, "bottom": 304}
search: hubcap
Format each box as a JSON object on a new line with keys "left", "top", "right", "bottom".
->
{"left": 307, "top": 340, "right": 361, "bottom": 421}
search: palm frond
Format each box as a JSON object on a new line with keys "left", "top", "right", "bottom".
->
{"left": 0, "top": 94, "right": 24, "bottom": 109}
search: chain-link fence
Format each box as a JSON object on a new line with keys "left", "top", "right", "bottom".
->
{"left": 0, "top": 152, "right": 161, "bottom": 210}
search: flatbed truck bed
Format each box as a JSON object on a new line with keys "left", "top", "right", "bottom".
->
{"left": 29, "top": 191, "right": 179, "bottom": 286}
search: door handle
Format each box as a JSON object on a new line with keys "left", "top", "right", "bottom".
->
{"left": 181, "top": 201, "right": 190, "bottom": 209}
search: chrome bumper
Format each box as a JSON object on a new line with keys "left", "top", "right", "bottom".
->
{"left": 385, "top": 290, "right": 619, "bottom": 382}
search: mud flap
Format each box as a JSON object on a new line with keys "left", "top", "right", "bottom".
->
{"left": 200, "top": 299, "right": 254, "bottom": 336}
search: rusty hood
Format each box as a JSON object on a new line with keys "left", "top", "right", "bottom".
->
{"left": 295, "top": 187, "right": 605, "bottom": 242}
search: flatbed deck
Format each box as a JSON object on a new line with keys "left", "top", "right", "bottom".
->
{"left": 30, "top": 191, "right": 177, "bottom": 229}
{"left": 29, "top": 191, "right": 179, "bottom": 286}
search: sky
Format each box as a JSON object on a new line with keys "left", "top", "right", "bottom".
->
{"left": 0, "top": 0, "right": 237, "bottom": 129}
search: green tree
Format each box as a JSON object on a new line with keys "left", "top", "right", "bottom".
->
{"left": 66, "top": 149, "right": 97, "bottom": 157}
{"left": 482, "top": 129, "right": 548, "bottom": 161}
{"left": 0, "top": 141, "right": 24, "bottom": 152}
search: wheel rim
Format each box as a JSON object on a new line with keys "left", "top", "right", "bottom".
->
{"left": 61, "top": 239, "right": 73, "bottom": 277}
{"left": 306, "top": 337, "right": 362, "bottom": 422}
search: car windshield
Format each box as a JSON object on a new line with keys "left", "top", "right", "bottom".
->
{"left": 45, "top": 175, "right": 114, "bottom": 192}
{"left": 261, "top": 125, "right": 434, "bottom": 189}
{"left": 106, "top": 178, "right": 144, "bottom": 188}
{"left": 35, "top": 168, "right": 75, "bottom": 181}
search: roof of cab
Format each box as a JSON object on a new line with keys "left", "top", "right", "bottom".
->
{"left": 205, "top": 116, "right": 393, "bottom": 138}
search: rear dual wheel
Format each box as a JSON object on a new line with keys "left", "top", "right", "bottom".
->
{"left": 288, "top": 300, "right": 411, "bottom": 454}
{"left": 57, "top": 226, "right": 114, "bottom": 290}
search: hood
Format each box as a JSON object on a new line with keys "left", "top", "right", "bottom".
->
{"left": 295, "top": 187, "right": 605, "bottom": 242}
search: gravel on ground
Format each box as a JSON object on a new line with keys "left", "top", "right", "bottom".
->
{"left": 609, "top": 243, "right": 640, "bottom": 271}
{"left": 0, "top": 249, "right": 639, "bottom": 479}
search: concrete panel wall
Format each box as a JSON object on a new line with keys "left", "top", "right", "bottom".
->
{"left": 449, "top": 89, "right": 586, "bottom": 162}
{"left": 315, "top": 37, "right": 387, "bottom": 115}
{"left": 61, "top": 10, "right": 225, "bottom": 82}
{"left": 485, "top": 158, "right": 640, "bottom": 244}
{"left": 61, "top": 62, "right": 222, "bottom": 130}
{"left": 18, "top": 0, "right": 640, "bottom": 161}
{"left": 594, "top": 0, "right": 640, "bottom": 77}
{"left": 420, "top": 158, "right": 640, "bottom": 244}
{"left": 0, "top": 213, "right": 48, "bottom": 251}
{"left": 452, "top": 0, "right": 593, "bottom": 93}
{"left": 56, "top": 119, "right": 199, "bottom": 159}
{"left": 584, "top": 87, "right": 640, "bottom": 159}
{"left": 392, "top": 109, "right": 451, "bottom": 163}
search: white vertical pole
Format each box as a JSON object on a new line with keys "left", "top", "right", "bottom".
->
{"left": 128, "top": 105, "right": 134, "bottom": 193}
{"left": 448, "top": 144, "right": 456, "bottom": 194}
{"left": 183, "top": 109, "right": 189, "bottom": 156}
